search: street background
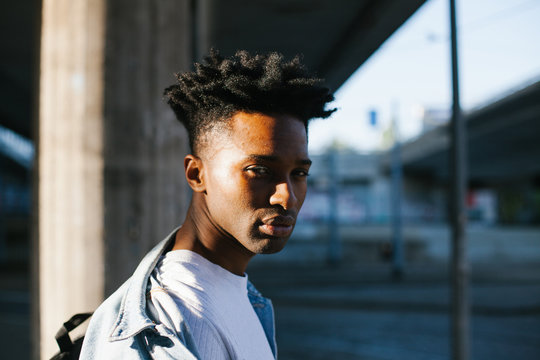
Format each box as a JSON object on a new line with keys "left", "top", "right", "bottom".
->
{"left": 2, "top": 253, "right": 540, "bottom": 359}
{"left": 250, "top": 259, "right": 540, "bottom": 360}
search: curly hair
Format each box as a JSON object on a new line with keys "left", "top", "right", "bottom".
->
{"left": 164, "top": 49, "right": 336, "bottom": 153}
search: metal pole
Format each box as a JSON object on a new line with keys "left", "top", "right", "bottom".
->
{"left": 449, "top": 0, "right": 470, "bottom": 359}
{"left": 390, "top": 103, "right": 404, "bottom": 279}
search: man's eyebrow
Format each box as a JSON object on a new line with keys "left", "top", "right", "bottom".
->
{"left": 246, "top": 154, "right": 312, "bottom": 166}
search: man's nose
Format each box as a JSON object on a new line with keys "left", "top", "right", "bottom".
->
{"left": 269, "top": 180, "right": 297, "bottom": 210}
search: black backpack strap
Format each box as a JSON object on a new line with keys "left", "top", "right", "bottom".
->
{"left": 54, "top": 312, "right": 93, "bottom": 355}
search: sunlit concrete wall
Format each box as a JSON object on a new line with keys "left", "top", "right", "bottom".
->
{"left": 35, "top": 0, "right": 192, "bottom": 358}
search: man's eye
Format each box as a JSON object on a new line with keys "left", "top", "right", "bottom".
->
{"left": 246, "top": 166, "right": 270, "bottom": 176}
{"left": 293, "top": 169, "right": 310, "bottom": 177}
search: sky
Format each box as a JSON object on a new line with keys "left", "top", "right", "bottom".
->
{"left": 308, "top": 0, "right": 540, "bottom": 154}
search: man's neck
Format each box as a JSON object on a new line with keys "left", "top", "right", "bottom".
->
{"left": 171, "top": 194, "right": 254, "bottom": 276}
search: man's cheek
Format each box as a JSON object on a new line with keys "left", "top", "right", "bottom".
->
{"left": 212, "top": 171, "right": 240, "bottom": 196}
{"left": 298, "top": 186, "right": 308, "bottom": 209}
{"left": 246, "top": 181, "right": 270, "bottom": 204}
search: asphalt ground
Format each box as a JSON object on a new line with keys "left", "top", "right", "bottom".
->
{"left": 248, "top": 261, "right": 540, "bottom": 360}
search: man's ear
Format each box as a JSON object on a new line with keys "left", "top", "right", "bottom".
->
{"left": 184, "top": 154, "right": 206, "bottom": 192}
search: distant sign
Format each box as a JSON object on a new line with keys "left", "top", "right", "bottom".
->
{"left": 368, "top": 110, "right": 377, "bottom": 126}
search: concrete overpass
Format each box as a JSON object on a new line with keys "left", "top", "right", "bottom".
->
{"left": 397, "top": 79, "right": 540, "bottom": 183}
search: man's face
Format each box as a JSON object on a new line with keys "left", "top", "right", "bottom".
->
{"left": 201, "top": 111, "right": 310, "bottom": 255}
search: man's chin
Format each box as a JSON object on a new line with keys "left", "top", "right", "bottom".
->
{"left": 251, "top": 236, "right": 289, "bottom": 255}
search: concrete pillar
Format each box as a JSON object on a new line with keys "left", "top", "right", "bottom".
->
{"left": 35, "top": 0, "right": 191, "bottom": 358}
{"left": 102, "top": 0, "right": 192, "bottom": 294}
{"left": 36, "top": 1, "right": 107, "bottom": 358}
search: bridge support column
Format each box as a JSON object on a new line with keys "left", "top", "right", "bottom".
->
{"left": 34, "top": 1, "right": 192, "bottom": 358}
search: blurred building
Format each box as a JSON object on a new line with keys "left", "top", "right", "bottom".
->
{"left": 299, "top": 151, "right": 449, "bottom": 226}
{"left": 395, "top": 79, "right": 540, "bottom": 225}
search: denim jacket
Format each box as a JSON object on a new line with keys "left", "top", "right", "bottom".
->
{"left": 80, "top": 227, "right": 277, "bottom": 359}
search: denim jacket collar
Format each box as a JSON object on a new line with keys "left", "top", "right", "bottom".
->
{"left": 108, "top": 227, "right": 179, "bottom": 341}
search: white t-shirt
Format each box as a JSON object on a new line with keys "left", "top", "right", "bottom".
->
{"left": 147, "top": 250, "right": 274, "bottom": 360}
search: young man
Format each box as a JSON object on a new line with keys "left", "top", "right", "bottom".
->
{"left": 80, "top": 50, "right": 335, "bottom": 359}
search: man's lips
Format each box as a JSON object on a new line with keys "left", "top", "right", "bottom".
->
{"left": 259, "top": 215, "right": 295, "bottom": 237}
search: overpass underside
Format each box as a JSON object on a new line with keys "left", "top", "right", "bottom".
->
{"left": 400, "top": 80, "right": 540, "bottom": 184}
